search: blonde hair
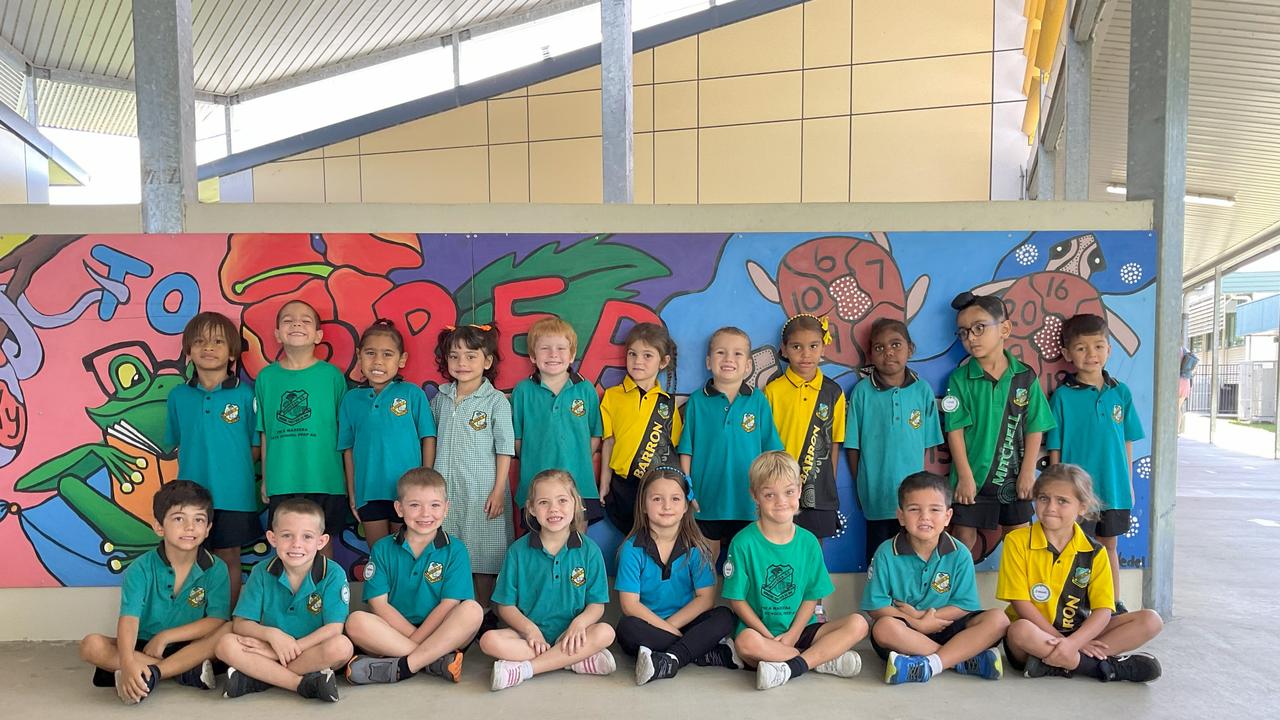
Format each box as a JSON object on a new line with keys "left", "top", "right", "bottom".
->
{"left": 748, "top": 450, "right": 801, "bottom": 496}
{"left": 1034, "top": 463, "right": 1100, "bottom": 520}
{"left": 397, "top": 467, "right": 447, "bottom": 499}
{"left": 526, "top": 469, "right": 586, "bottom": 533}
{"left": 707, "top": 326, "right": 751, "bottom": 356}
{"left": 527, "top": 317, "right": 579, "bottom": 359}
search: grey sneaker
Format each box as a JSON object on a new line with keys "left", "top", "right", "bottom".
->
{"left": 344, "top": 655, "right": 402, "bottom": 685}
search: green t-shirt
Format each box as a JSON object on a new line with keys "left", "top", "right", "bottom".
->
{"left": 721, "top": 522, "right": 833, "bottom": 637}
{"left": 119, "top": 546, "right": 231, "bottom": 641}
{"left": 255, "top": 361, "right": 348, "bottom": 496}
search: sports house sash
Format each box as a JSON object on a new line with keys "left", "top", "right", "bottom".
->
{"left": 1053, "top": 543, "right": 1101, "bottom": 634}
{"left": 984, "top": 369, "right": 1037, "bottom": 503}
{"left": 625, "top": 391, "right": 677, "bottom": 483}
{"left": 797, "top": 378, "right": 843, "bottom": 510}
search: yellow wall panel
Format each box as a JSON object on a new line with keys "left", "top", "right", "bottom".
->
{"left": 700, "top": 5, "right": 803, "bottom": 78}
{"left": 804, "top": 0, "right": 853, "bottom": 67}
{"left": 360, "top": 147, "right": 489, "bottom": 203}
{"left": 323, "top": 139, "right": 360, "bottom": 157}
{"left": 653, "top": 130, "right": 697, "bottom": 204}
{"left": 528, "top": 91, "right": 602, "bottom": 141}
{"left": 493, "top": 88, "right": 527, "bottom": 99}
{"left": 803, "top": 66, "right": 852, "bottom": 118}
{"left": 253, "top": 159, "right": 325, "bottom": 203}
{"left": 323, "top": 156, "right": 361, "bottom": 202}
{"left": 529, "top": 137, "right": 602, "bottom": 203}
{"left": 853, "top": 0, "right": 993, "bottom": 63}
{"left": 634, "top": 84, "right": 654, "bottom": 133}
{"left": 700, "top": 72, "right": 802, "bottom": 126}
{"left": 852, "top": 53, "right": 992, "bottom": 114}
{"left": 850, "top": 105, "right": 991, "bottom": 201}
{"left": 489, "top": 144, "right": 529, "bottom": 203}
{"left": 802, "top": 116, "right": 850, "bottom": 202}
{"left": 654, "top": 36, "right": 697, "bottom": 83}
{"left": 634, "top": 132, "right": 654, "bottom": 204}
{"left": 699, "top": 122, "right": 802, "bottom": 203}
{"left": 529, "top": 67, "right": 601, "bottom": 95}
{"left": 359, "top": 104, "right": 489, "bottom": 154}
{"left": 654, "top": 81, "right": 698, "bottom": 131}
{"left": 488, "top": 97, "right": 529, "bottom": 144}
{"left": 634, "top": 49, "right": 654, "bottom": 85}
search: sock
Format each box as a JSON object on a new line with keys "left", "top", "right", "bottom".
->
{"left": 925, "top": 654, "right": 944, "bottom": 675}
{"left": 1075, "top": 653, "right": 1103, "bottom": 679}
{"left": 518, "top": 661, "right": 534, "bottom": 680}
{"left": 784, "top": 656, "right": 809, "bottom": 679}
{"left": 397, "top": 656, "right": 413, "bottom": 680}
{"left": 666, "top": 641, "right": 693, "bottom": 667}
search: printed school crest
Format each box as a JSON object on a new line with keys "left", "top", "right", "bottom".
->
{"left": 570, "top": 398, "right": 586, "bottom": 417}
{"left": 761, "top": 564, "right": 796, "bottom": 603}
{"left": 941, "top": 395, "right": 960, "bottom": 413}
{"left": 1013, "top": 388, "right": 1029, "bottom": 407}
{"left": 1031, "top": 583, "right": 1052, "bottom": 602}
{"left": 469, "top": 410, "right": 488, "bottom": 431}
{"left": 306, "top": 592, "right": 323, "bottom": 614}
{"left": 742, "top": 413, "right": 757, "bottom": 433}
{"left": 908, "top": 409, "right": 922, "bottom": 429}
{"left": 363, "top": 562, "right": 376, "bottom": 581}
{"left": 278, "top": 390, "right": 311, "bottom": 426}
{"left": 816, "top": 403, "right": 830, "bottom": 421}
{"left": 425, "top": 561, "right": 444, "bottom": 584}
{"left": 657, "top": 401, "right": 670, "bottom": 420}
{"left": 931, "top": 572, "right": 951, "bottom": 594}
{"left": 221, "top": 403, "right": 240, "bottom": 424}
{"left": 571, "top": 566, "right": 586, "bottom": 587}
{"left": 723, "top": 558, "right": 735, "bottom": 579}
{"left": 1071, "top": 566, "right": 1092, "bottom": 589}
{"left": 390, "top": 397, "right": 408, "bottom": 417}
{"left": 1112, "top": 404, "right": 1124, "bottom": 423}
{"left": 187, "top": 586, "right": 206, "bottom": 608}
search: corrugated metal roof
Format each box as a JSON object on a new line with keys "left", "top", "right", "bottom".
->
{"left": 32, "top": 78, "right": 135, "bottom": 135}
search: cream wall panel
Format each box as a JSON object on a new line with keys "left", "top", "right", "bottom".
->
{"left": 323, "top": 139, "right": 360, "bottom": 157}
{"left": 852, "top": 53, "right": 992, "bottom": 114}
{"left": 489, "top": 144, "right": 530, "bottom": 203}
{"left": 487, "top": 97, "right": 529, "bottom": 144}
{"left": 0, "top": 130, "right": 27, "bottom": 203}
{"left": 700, "top": 5, "right": 803, "bottom": 78}
{"left": 252, "top": 159, "right": 324, "bottom": 203}
{"left": 494, "top": 88, "right": 527, "bottom": 99}
{"left": 529, "top": 67, "right": 601, "bottom": 95}
{"left": 360, "top": 104, "right": 489, "bottom": 154}
{"left": 634, "top": 132, "right": 654, "bottom": 205}
{"left": 286, "top": 149, "right": 323, "bottom": 161}
{"left": 634, "top": 85, "right": 654, "bottom": 133}
{"left": 802, "top": 117, "right": 850, "bottom": 202}
{"left": 700, "top": 72, "right": 802, "bottom": 126}
{"left": 323, "top": 156, "right": 361, "bottom": 202}
{"left": 529, "top": 138, "right": 602, "bottom": 203}
{"left": 853, "top": 0, "right": 993, "bottom": 63}
{"left": 803, "top": 66, "right": 851, "bottom": 118}
{"left": 654, "top": 36, "right": 697, "bottom": 83}
{"left": 653, "top": 130, "right": 697, "bottom": 204}
{"left": 654, "top": 81, "right": 698, "bottom": 131}
{"left": 360, "top": 147, "right": 489, "bottom": 203}
{"left": 529, "top": 91, "right": 602, "bottom": 141}
{"left": 851, "top": 105, "right": 991, "bottom": 202}
{"left": 699, "top": 122, "right": 802, "bottom": 204}
{"left": 804, "top": 0, "right": 853, "bottom": 67}
{"left": 634, "top": 49, "right": 654, "bottom": 85}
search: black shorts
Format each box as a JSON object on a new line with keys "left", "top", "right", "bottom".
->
{"left": 696, "top": 519, "right": 751, "bottom": 542}
{"left": 91, "top": 638, "right": 190, "bottom": 687}
{"left": 357, "top": 500, "right": 403, "bottom": 524}
{"left": 604, "top": 480, "right": 639, "bottom": 536}
{"left": 268, "top": 493, "right": 349, "bottom": 536}
{"left": 869, "top": 612, "right": 979, "bottom": 660}
{"left": 1092, "top": 508, "right": 1131, "bottom": 538}
{"left": 864, "top": 519, "right": 901, "bottom": 563}
{"left": 796, "top": 509, "right": 843, "bottom": 539}
{"left": 950, "top": 482, "right": 1032, "bottom": 530}
{"left": 795, "top": 621, "right": 824, "bottom": 651}
{"left": 207, "top": 510, "right": 263, "bottom": 550}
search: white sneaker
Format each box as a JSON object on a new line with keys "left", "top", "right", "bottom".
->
{"left": 635, "top": 646, "right": 656, "bottom": 685}
{"left": 569, "top": 649, "right": 616, "bottom": 675}
{"left": 815, "top": 650, "right": 862, "bottom": 678}
{"left": 491, "top": 661, "right": 526, "bottom": 691}
{"left": 756, "top": 661, "right": 792, "bottom": 690}
{"left": 722, "top": 638, "right": 744, "bottom": 669}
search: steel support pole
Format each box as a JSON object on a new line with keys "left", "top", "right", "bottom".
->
{"left": 132, "top": 0, "right": 196, "bottom": 232}
{"left": 601, "top": 0, "right": 633, "bottom": 203}
{"left": 1063, "top": 33, "right": 1091, "bottom": 200}
{"left": 1209, "top": 269, "right": 1222, "bottom": 444}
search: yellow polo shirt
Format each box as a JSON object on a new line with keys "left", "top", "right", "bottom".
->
{"left": 997, "top": 522, "right": 1114, "bottom": 634}
{"left": 601, "top": 376, "right": 682, "bottom": 481}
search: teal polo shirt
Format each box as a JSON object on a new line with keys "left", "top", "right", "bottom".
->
{"left": 362, "top": 529, "right": 473, "bottom": 625}
{"left": 338, "top": 380, "right": 436, "bottom": 507}
{"left": 860, "top": 532, "right": 981, "bottom": 613}
{"left": 234, "top": 555, "right": 349, "bottom": 639}
{"left": 511, "top": 372, "right": 603, "bottom": 505}
{"left": 1047, "top": 372, "right": 1144, "bottom": 511}
{"left": 164, "top": 376, "right": 260, "bottom": 512}
{"left": 119, "top": 546, "right": 231, "bottom": 641}
{"left": 491, "top": 531, "right": 609, "bottom": 641}
{"left": 846, "top": 367, "right": 944, "bottom": 521}
{"left": 676, "top": 381, "right": 784, "bottom": 521}
{"left": 615, "top": 534, "right": 715, "bottom": 620}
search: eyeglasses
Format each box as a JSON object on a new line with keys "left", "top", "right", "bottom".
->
{"left": 955, "top": 322, "right": 993, "bottom": 341}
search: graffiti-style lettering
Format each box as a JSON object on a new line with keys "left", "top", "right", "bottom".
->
{"left": 88, "top": 246, "right": 153, "bottom": 321}
{"left": 145, "top": 273, "right": 201, "bottom": 335}
{"left": 373, "top": 281, "right": 457, "bottom": 386}
{"left": 579, "top": 300, "right": 662, "bottom": 383}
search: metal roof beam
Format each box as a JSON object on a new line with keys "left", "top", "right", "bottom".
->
{"left": 30, "top": 66, "right": 229, "bottom": 105}
{"left": 0, "top": 102, "right": 89, "bottom": 185}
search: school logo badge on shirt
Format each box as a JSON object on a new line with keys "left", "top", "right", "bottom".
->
{"left": 909, "top": 409, "right": 922, "bottom": 429}
{"left": 278, "top": 390, "right": 311, "bottom": 426}
{"left": 1031, "top": 583, "right": 1052, "bottom": 602}
{"left": 363, "top": 562, "right": 376, "bottom": 581}
{"left": 816, "top": 403, "right": 830, "bottom": 421}
{"left": 571, "top": 566, "right": 586, "bottom": 587}
{"left": 570, "top": 398, "right": 586, "bottom": 417}
{"left": 1071, "top": 566, "right": 1092, "bottom": 589}
{"left": 390, "top": 397, "right": 408, "bottom": 417}
{"left": 762, "top": 564, "right": 796, "bottom": 602}
{"left": 657, "top": 401, "right": 670, "bottom": 420}
{"left": 469, "top": 411, "right": 488, "bottom": 431}
{"left": 306, "top": 592, "right": 323, "bottom": 614}
{"left": 425, "top": 562, "right": 444, "bottom": 584}
{"left": 930, "top": 572, "right": 951, "bottom": 594}
{"left": 1013, "top": 388, "right": 1029, "bottom": 407}
{"left": 723, "top": 558, "right": 735, "bottom": 579}
{"left": 188, "top": 586, "right": 206, "bottom": 608}
{"left": 341, "top": 585, "right": 350, "bottom": 605}
{"left": 1112, "top": 404, "right": 1124, "bottom": 423}
{"left": 941, "top": 395, "right": 960, "bottom": 413}
{"left": 222, "top": 404, "right": 240, "bottom": 424}
{"left": 741, "top": 413, "right": 756, "bottom": 433}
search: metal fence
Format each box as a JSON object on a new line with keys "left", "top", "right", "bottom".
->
{"left": 1189, "top": 362, "right": 1241, "bottom": 415}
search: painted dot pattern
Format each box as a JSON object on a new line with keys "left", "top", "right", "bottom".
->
{"left": 1015, "top": 243, "right": 1039, "bottom": 265}
{"left": 1136, "top": 456, "right": 1151, "bottom": 480}
{"left": 1032, "top": 314, "right": 1065, "bottom": 360}
{"left": 1124, "top": 514, "right": 1140, "bottom": 539}
{"left": 1120, "top": 262, "right": 1143, "bottom": 285}
{"left": 829, "top": 275, "right": 872, "bottom": 321}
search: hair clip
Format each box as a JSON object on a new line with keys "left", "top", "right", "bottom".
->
{"left": 443, "top": 323, "right": 494, "bottom": 332}
{"left": 784, "top": 313, "right": 833, "bottom": 345}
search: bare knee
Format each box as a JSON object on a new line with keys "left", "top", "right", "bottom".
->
{"left": 1135, "top": 609, "right": 1163, "bottom": 637}
{"left": 215, "top": 632, "right": 242, "bottom": 662}
{"left": 588, "top": 623, "right": 615, "bottom": 646}
{"left": 978, "top": 608, "right": 1011, "bottom": 632}
{"left": 344, "top": 610, "right": 377, "bottom": 638}
{"left": 478, "top": 630, "right": 503, "bottom": 655}
{"left": 455, "top": 599, "right": 484, "bottom": 625}
{"left": 842, "top": 613, "right": 869, "bottom": 637}
{"left": 734, "top": 630, "right": 766, "bottom": 658}
{"left": 871, "top": 617, "right": 909, "bottom": 644}
{"left": 80, "top": 633, "right": 109, "bottom": 662}
{"left": 1005, "top": 619, "right": 1039, "bottom": 648}
{"left": 323, "top": 635, "right": 354, "bottom": 665}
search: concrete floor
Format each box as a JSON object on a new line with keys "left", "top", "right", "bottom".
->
{"left": 2, "top": 436, "right": 1274, "bottom": 719}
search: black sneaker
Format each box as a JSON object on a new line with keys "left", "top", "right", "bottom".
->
{"left": 223, "top": 667, "right": 270, "bottom": 698}
{"left": 1099, "top": 653, "right": 1161, "bottom": 683}
{"left": 297, "top": 668, "right": 340, "bottom": 702}
{"left": 175, "top": 659, "right": 216, "bottom": 690}
{"left": 114, "top": 665, "right": 160, "bottom": 704}
{"left": 424, "top": 650, "right": 464, "bottom": 683}
{"left": 693, "top": 638, "right": 742, "bottom": 669}
{"left": 634, "top": 647, "right": 679, "bottom": 685}
{"left": 1023, "top": 657, "right": 1073, "bottom": 679}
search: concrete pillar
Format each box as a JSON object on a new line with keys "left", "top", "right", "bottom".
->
{"left": 1209, "top": 269, "right": 1222, "bottom": 445}
{"left": 1063, "top": 34, "right": 1091, "bottom": 200}
{"left": 1125, "top": 0, "right": 1190, "bottom": 618}
{"left": 1036, "top": 143, "right": 1055, "bottom": 200}
{"left": 601, "top": 0, "right": 633, "bottom": 204}
{"left": 132, "top": 0, "right": 196, "bottom": 232}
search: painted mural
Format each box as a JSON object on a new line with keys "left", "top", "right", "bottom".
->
{"left": 0, "top": 230, "right": 1157, "bottom": 587}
